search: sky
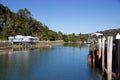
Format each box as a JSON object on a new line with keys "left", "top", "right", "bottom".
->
{"left": 1, "top": 0, "right": 120, "bottom": 34}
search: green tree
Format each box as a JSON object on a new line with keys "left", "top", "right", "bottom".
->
{"left": 58, "top": 31, "right": 63, "bottom": 40}
{"left": 17, "top": 8, "right": 31, "bottom": 18}
{"left": 62, "top": 34, "right": 69, "bottom": 42}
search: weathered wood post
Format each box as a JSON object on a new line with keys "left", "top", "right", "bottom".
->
{"left": 107, "top": 36, "right": 113, "bottom": 80}
{"left": 102, "top": 37, "right": 106, "bottom": 74}
{"left": 115, "top": 33, "right": 120, "bottom": 79}
{"left": 98, "top": 38, "right": 102, "bottom": 59}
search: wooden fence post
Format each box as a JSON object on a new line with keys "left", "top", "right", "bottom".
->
{"left": 107, "top": 36, "right": 113, "bottom": 80}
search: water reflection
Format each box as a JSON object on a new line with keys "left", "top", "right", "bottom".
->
{"left": 0, "top": 44, "right": 103, "bottom": 80}
{"left": 0, "top": 47, "right": 50, "bottom": 80}
{"left": 87, "top": 62, "right": 102, "bottom": 80}
{"left": 64, "top": 43, "right": 87, "bottom": 48}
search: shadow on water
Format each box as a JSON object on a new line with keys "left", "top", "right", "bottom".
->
{"left": 87, "top": 62, "right": 103, "bottom": 80}
{"left": 64, "top": 43, "right": 103, "bottom": 80}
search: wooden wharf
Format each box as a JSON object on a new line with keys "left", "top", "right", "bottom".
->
{"left": 88, "top": 33, "right": 120, "bottom": 80}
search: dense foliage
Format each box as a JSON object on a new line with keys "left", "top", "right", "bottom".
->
{"left": 0, "top": 4, "right": 88, "bottom": 42}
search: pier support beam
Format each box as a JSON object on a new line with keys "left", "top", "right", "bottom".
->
{"left": 107, "top": 36, "right": 113, "bottom": 80}
{"left": 102, "top": 37, "right": 106, "bottom": 74}
{"left": 98, "top": 38, "right": 102, "bottom": 59}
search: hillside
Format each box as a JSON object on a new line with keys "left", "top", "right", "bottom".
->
{"left": 0, "top": 4, "right": 58, "bottom": 41}
{"left": 0, "top": 4, "right": 89, "bottom": 42}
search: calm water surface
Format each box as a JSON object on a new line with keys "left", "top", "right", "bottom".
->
{"left": 0, "top": 44, "right": 102, "bottom": 80}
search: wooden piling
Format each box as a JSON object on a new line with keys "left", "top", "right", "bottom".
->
{"left": 115, "top": 33, "right": 120, "bottom": 79}
{"left": 98, "top": 38, "right": 102, "bottom": 59}
{"left": 102, "top": 37, "right": 106, "bottom": 74}
{"left": 107, "top": 36, "right": 113, "bottom": 80}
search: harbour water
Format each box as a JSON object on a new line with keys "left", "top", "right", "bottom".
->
{"left": 0, "top": 44, "right": 102, "bottom": 80}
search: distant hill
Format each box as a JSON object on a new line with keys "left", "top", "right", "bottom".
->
{"left": 89, "top": 28, "right": 120, "bottom": 42}
{"left": 96, "top": 28, "right": 120, "bottom": 37}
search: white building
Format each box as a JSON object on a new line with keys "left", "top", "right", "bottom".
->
{"left": 8, "top": 35, "right": 39, "bottom": 43}
{"left": 91, "top": 32, "right": 103, "bottom": 37}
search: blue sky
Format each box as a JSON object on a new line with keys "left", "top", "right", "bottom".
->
{"left": 1, "top": 0, "right": 120, "bottom": 34}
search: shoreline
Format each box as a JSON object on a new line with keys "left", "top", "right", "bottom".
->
{"left": 0, "top": 41, "right": 65, "bottom": 54}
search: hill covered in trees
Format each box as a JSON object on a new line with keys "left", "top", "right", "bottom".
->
{"left": 0, "top": 4, "right": 88, "bottom": 42}
{"left": 0, "top": 4, "right": 58, "bottom": 41}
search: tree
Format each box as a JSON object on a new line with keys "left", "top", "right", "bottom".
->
{"left": 58, "top": 31, "right": 63, "bottom": 40}
{"left": 17, "top": 8, "right": 31, "bottom": 18}
{"left": 62, "top": 34, "right": 69, "bottom": 42}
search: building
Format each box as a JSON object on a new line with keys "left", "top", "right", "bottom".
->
{"left": 8, "top": 35, "right": 39, "bottom": 43}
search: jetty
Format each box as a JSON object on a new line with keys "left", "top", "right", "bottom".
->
{"left": 88, "top": 33, "right": 120, "bottom": 80}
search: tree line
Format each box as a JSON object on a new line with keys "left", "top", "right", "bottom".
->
{"left": 0, "top": 4, "right": 88, "bottom": 42}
